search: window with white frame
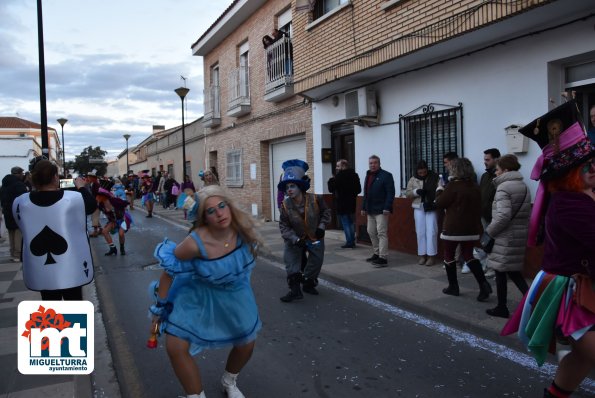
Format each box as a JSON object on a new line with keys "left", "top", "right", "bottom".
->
{"left": 399, "top": 104, "right": 463, "bottom": 188}
{"left": 226, "top": 149, "right": 243, "bottom": 187}
{"left": 313, "top": 0, "right": 348, "bottom": 20}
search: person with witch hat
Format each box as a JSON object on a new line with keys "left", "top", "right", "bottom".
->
{"left": 278, "top": 159, "right": 331, "bottom": 302}
{"left": 96, "top": 181, "right": 132, "bottom": 256}
{"left": 500, "top": 100, "right": 595, "bottom": 398}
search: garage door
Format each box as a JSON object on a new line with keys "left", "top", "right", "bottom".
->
{"left": 270, "top": 138, "right": 306, "bottom": 221}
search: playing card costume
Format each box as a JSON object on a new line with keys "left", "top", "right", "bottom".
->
{"left": 13, "top": 190, "right": 95, "bottom": 291}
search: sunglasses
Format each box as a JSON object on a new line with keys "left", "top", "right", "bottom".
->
{"left": 581, "top": 160, "right": 595, "bottom": 174}
{"left": 206, "top": 201, "right": 227, "bottom": 216}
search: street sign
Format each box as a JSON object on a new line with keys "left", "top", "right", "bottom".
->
{"left": 89, "top": 158, "right": 105, "bottom": 164}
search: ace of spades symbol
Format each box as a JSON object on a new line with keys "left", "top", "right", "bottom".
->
{"left": 30, "top": 226, "right": 68, "bottom": 265}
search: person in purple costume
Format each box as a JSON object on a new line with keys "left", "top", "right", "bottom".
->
{"left": 501, "top": 101, "right": 595, "bottom": 398}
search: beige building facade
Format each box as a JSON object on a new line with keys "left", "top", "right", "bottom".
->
{"left": 192, "top": 0, "right": 313, "bottom": 220}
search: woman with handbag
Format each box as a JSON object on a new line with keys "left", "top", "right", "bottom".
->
{"left": 435, "top": 157, "right": 492, "bottom": 301}
{"left": 406, "top": 160, "right": 439, "bottom": 266}
{"left": 501, "top": 101, "right": 595, "bottom": 398}
{"left": 482, "top": 155, "right": 531, "bottom": 318}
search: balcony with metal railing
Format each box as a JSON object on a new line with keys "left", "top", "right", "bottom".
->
{"left": 264, "top": 36, "right": 294, "bottom": 102}
{"left": 203, "top": 85, "right": 221, "bottom": 128}
{"left": 227, "top": 66, "right": 251, "bottom": 117}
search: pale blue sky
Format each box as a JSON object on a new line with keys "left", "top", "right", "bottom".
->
{"left": 0, "top": 0, "right": 231, "bottom": 159}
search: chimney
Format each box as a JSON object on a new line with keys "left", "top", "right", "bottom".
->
{"left": 152, "top": 125, "right": 165, "bottom": 135}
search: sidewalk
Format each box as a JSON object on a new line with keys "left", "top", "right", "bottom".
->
{"left": 147, "top": 202, "right": 524, "bottom": 342}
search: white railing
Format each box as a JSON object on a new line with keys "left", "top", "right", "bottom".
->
{"left": 203, "top": 85, "right": 220, "bottom": 120}
{"left": 265, "top": 36, "right": 293, "bottom": 93}
{"left": 228, "top": 66, "right": 250, "bottom": 109}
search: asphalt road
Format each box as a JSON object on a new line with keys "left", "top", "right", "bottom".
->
{"left": 90, "top": 211, "right": 591, "bottom": 398}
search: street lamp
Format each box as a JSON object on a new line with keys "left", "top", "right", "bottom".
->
{"left": 123, "top": 134, "right": 131, "bottom": 176}
{"left": 57, "top": 118, "right": 68, "bottom": 174}
{"left": 175, "top": 87, "right": 190, "bottom": 178}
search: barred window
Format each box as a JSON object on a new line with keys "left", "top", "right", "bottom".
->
{"left": 399, "top": 104, "right": 463, "bottom": 188}
{"left": 226, "top": 149, "right": 243, "bottom": 187}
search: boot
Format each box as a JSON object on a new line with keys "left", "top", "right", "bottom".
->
{"left": 418, "top": 255, "right": 427, "bottom": 265}
{"left": 302, "top": 277, "right": 319, "bottom": 295}
{"left": 425, "top": 256, "right": 435, "bottom": 266}
{"left": 467, "top": 259, "right": 492, "bottom": 302}
{"left": 486, "top": 306, "right": 509, "bottom": 318}
{"left": 280, "top": 274, "right": 303, "bottom": 302}
{"left": 486, "top": 271, "right": 509, "bottom": 318}
{"left": 221, "top": 370, "right": 245, "bottom": 398}
{"left": 104, "top": 246, "right": 117, "bottom": 256}
{"left": 120, "top": 244, "right": 126, "bottom": 255}
{"left": 442, "top": 260, "right": 459, "bottom": 296}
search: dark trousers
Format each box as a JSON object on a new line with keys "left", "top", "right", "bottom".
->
{"left": 40, "top": 286, "right": 83, "bottom": 300}
{"left": 494, "top": 270, "right": 528, "bottom": 307}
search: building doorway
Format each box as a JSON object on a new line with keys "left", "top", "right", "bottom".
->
{"left": 331, "top": 123, "right": 355, "bottom": 168}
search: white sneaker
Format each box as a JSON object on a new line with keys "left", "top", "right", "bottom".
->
{"left": 461, "top": 263, "right": 470, "bottom": 274}
{"left": 221, "top": 371, "right": 245, "bottom": 398}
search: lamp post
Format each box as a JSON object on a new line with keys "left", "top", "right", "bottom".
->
{"left": 175, "top": 87, "right": 190, "bottom": 178}
{"left": 123, "top": 134, "right": 131, "bottom": 176}
{"left": 57, "top": 118, "right": 68, "bottom": 174}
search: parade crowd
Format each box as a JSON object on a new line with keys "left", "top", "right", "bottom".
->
{"left": 0, "top": 102, "right": 594, "bottom": 397}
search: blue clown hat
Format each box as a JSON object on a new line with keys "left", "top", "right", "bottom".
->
{"left": 278, "top": 159, "right": 310, "bottom": 192}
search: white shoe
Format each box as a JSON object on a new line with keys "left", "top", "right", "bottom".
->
{"left": 221, "top": 371, "right": 245, "bottom": 398}
{"left": 461, "top": 263, "right": 470, "bottom": 274}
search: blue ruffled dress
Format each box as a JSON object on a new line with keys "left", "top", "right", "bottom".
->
{"left": 152, "top": 231, "right": 261, "bottom": 355}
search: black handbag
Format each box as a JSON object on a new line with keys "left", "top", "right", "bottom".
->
{"left": 422, "top": 201, "right": 436, "bottom": 212}
{"left": 480, "top": 232, "right": 495, "bottom": 253}
{"left": 481, "top": 186, "right": 528, "bottom": 254}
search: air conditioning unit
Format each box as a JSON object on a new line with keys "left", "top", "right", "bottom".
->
{"left": 345, "top": 88, "right": 377, "bottom": 119}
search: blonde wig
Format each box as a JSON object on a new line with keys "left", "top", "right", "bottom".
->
{"left": 194, "top": 185, "right": 264, "bottom": 257}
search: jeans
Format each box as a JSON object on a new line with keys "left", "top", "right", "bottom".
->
{"left": 413, "top": 208, "right": 437, "bottom": 256}
{"left": 339, "top": 213, "right": 356, "bottom": 246}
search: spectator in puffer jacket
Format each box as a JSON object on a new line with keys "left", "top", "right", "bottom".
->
{"left": 483, "top": 154, "right": 531, "bottom": 318}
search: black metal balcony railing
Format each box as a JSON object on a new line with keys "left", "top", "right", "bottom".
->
{"left": 265, "top": 36, "right": 293, "bottom": 93}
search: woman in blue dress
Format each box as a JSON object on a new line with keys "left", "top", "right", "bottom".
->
{"left": 149, "top": 185, "right": 263, "bottom": 398}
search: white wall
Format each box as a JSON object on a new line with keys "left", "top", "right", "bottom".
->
{"left": 0, "top": 139, "right": 34, "bottom": 177}
{"left": 311, "top": 18, "right": 595, "bottom": 201}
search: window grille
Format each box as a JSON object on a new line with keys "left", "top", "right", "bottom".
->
{"left": 226, "top": 149, "right": 243, "bottom": 187}
{"left": 399, "top": 103, "right": 463, "bottom": 188}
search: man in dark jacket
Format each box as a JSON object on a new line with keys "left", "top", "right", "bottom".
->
{"left": 361, "top": 155, "right": 395, "bottom": 267}
{"left": 477, "top": 148, "right": 500, "bottom": 277}
{"left": 479, "top": 148, "right": 500, "bottom": 225}
{"left": 328, "top": 159, "right": 361, "bottom": 248}
{"left": 0, "top": 166, "right": 28, "bottom": 261}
